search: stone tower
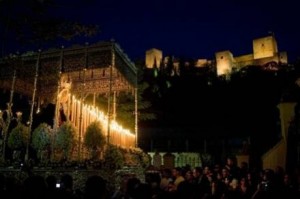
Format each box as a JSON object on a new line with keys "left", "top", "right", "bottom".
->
{"left": 279, "top": 52, "right": 288, "bottom": 64}
{"left": 145, "top": 48, "right": 163, "bottom": 68}
{"left": 253, "top": 36, "right": 278, "bottom": 59}
{"left": 215, "top": 51, "right": 234, "bottom": 76}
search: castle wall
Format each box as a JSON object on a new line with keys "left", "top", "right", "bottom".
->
{"left": 195, "top": 59, "right": 209, "bottom": 67}
{"left": 234, "top": 54, "right": 255, "bottom": 69}
{"left": 254, "top": 55, "right": 280, "bottom": 66}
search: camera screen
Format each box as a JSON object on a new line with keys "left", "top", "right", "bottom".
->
{"left": 56, "top": 183, "right": 60, "bottom": 188}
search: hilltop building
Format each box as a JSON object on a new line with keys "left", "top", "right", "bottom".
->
{"left": 216, "top": 35, "right": 288, "bottom": 76}
{"left": 145, "top": 35, "right": 288, "bottom": 76}
{"left": 142, "top": 35, "right": 292, "bottom": 170}
{"left": 145, "top": 48, "right": 163, "bottom": 68}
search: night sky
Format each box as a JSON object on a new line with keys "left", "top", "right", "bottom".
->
{"left": 56, "top": 0, "right": 300, "bottom": 62}
{"left": 1, "top": 0, "right": 300, "bottom": 62}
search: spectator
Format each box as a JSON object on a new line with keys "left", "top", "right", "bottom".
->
{"left": 84, "top": 175, "right": 107, "bottom": 199}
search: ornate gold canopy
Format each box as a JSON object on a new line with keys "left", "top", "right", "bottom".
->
{"left": 0, "top": 41, "right": 137, "bottom": 103}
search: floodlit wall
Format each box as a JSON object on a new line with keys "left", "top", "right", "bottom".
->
{"left": 262, "top": 102, "right": 296, "bottom": 170}
{"left": 262, "top": 139, "right": 286, "bottom": 171}
{"left": 234, "top": 54, "right": 255, "bottom": 69}
{"left": 195, "top": 59, "right": 209, "bottom": 67}
{"left": 254, "top": 55, "right": 280, "bottom": 66}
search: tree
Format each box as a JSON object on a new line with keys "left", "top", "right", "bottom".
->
{"left": 84, "top": 121, "right": 105, "bottom": 160}
{"left": 165, "top": 55, "right": 174, "bottom": 76}
{"left": 116, "top": 82, "right": 155, "bottom": 130}
{"left": 0, "top": 0, "right": 99, "bottom": 56}
{"left": 31, "top": 123, "right": 51, "bottom": 161}
{"left": 90, "top": 63, "right": 156, "bottom": 131}
{"left": 54, "top": 121, "right": 77, "bottom": 161}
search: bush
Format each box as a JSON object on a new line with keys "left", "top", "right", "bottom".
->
{"left": 104, "top": 144, "right": 124, "bottom": 170}
{"left": 8, "top": 124, "right": 29, "bottom": 150}
{"left": 54, "top": 121, "right": 77, "bottom": 160}
{"left": 32, "top": 123, "right": 52, "bottom": 161}
{"left": 84, "top": 121, "right": 106, "bottom": 159}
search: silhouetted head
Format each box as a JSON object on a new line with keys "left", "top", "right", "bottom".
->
{"left": 46, "top": 175, "right": 57, "bottom": 190}
{"left": 61, "top": 174, "right": 73, "bottom": 190}
{"left": 85, "top": 175, "right": 106, "bottom": 199}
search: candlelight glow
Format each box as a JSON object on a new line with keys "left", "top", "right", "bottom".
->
{"left": 69, "top": 95, "right": 135, "bottom": 148}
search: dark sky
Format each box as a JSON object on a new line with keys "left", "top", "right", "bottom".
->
{"left": 1, "top": 0, "right": 299, "bottom": 62}
{"left": 57, "top": 0, "right": 300, "bottom": 62}
{"left": 1, "top": 0, "right": 299, "bottom": 154}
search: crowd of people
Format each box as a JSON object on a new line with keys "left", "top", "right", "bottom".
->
{"left": 1, "top": 157, "right": 300, "bottom": 199}
{"left": 0, "top": 173, "right": 107, "bottom": 199}
{"left": 113, "top": 157, "right": 300, "bottom": 199}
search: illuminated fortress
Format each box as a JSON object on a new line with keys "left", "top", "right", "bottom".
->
{"left": 145, "top": 35, "right": 288, "bottom": 76}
